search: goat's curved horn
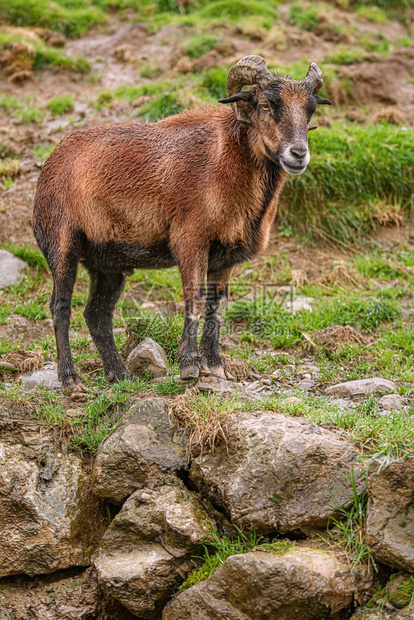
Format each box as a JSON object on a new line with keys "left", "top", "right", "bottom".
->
{"left": 303, "top": 62, "right": 323, "bottom": 94}
{"left": 226, "top": 55, "right": 273, "bottom": 96}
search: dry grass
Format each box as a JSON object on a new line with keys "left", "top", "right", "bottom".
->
{"left": 168, "top": 387, "right": 240, "bottom": 458}
{"left": 319, "top": 262, "right": 363, "bottom": 288}
{"left": 221, "top": 353, "right": 253, "bottom": 381}
{"left": 3, "top": 348, "right": 44, "bottom": 372}
{"left": 313, "top": 325, "right": 375, "bottom": 353}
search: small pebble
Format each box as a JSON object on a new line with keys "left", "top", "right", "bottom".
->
{"left": 298, "top": 379, "right": 316, "bottom": 392}
{"left": 379, "top": 393, "right": 403, "bottom": 411}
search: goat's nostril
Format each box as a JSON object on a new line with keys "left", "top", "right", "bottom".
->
{"left": 290, "top": 146, "right": 308, "bottom": 159}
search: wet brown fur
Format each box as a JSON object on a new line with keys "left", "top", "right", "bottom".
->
{"left": 32, "top": 80, "right": 317, "bottom": 389}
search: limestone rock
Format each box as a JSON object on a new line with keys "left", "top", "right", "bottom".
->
{"left": 126, "top": 338, "right": 168, "bottom": 378}
{"left": 94, "top": 485, "right": 213, "bottom": 619}
{"left": 0, "top": 567, "right": 135, "bottom": 620}
{"left": 298, "top": 378, "right": 316, "bottom": 391}
{"left": 283, "top": 296, "right": 314, "bottom": 315}
{"left": 195, "top": 374, "right": 235, "bottom": 395}
{"left": 93, "top": 398, "right": 187, "bottom": 504}
{"left": 0, "top": 249, "right": 26, "bottom": 289}
{"left": 0, "top": 436, "right": 102, "bottom": 577}
{"left": 325, "top": 377, "right": 396, "bottom": 398}
{"left": 366, "top": 457, "right": 414, "bottom": 572}
{"left": 20, "top": 366, "right": 61, "bottom": 390}
{"left": 380, "top": 394, "right": 404, "bottom": 411}
{"left": 163, "top": 546, "right": 355, "bottom": 620}
{"left": 190, "top": 411, "right": 366, "bottom": 533}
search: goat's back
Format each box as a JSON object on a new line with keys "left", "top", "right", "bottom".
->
{"left": 33, "top": 108, "right": 240, "bottom": 248}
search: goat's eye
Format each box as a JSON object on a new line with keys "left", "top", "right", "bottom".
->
{"left": 260, "top": 105, "right": 270, "bottom": 112}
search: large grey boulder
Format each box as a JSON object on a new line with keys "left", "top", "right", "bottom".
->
{"left": 0, "top": 435, "right": 102, "bottom": 577}
{"left": 163, "top": 546, "right": 355, "bottom": 620}
{"left": 126, "top": 338, "right": 168, "bottom": 378}
{"left": 93, "top": 398, "right": 187, "bottom": 504}
{"left": 0, "top": 249, "right": 26, "bottom": 289}
{"left": 190, "top": 411, "right": 366, "bottom": 533}
{"left": 366, "top": 457, "right": 414, "bottom": 572}
{"left": 325, "top": 378, "right": 396, "bottom": 398}
{"left": 94, "top": 484, "right": 213, "bottom": 619}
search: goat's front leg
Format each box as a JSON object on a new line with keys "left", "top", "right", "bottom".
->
{"left": 177, "top": 250, "right": 209, "bottom": 380}
{"left": 199, "top": 267, "right": 233, "bottom": 379}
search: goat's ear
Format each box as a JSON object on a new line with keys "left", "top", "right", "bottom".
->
{"left": 218, "top": 91, "right": 253, "bottom": 105}
{"left": 219, "top": 90, "right": 256, "bottom": 124}
{"left": 315, "top": 95, "right": 332, "bottom": 105}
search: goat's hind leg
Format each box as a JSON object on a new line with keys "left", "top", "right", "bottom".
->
{"left": 83, "top": 268, "right": 129, "bottom": 383}
{"left": 48, "top": 238, "right": 84, "bottom": 393}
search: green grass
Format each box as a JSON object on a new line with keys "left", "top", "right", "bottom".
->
{"left": 356, "top": 5, "right": 388, "bottom": 23}
{"left": 357, "top": 32, "right": 392, "bottom": 55}
{"left": 280, "top": 123, "right": 414, "bottom": 244}
{"left": 47, "top": 94, "right": 75, "bottom": 116}
{"left": 34, "top": 48, "right": 91, "bottom": 73}
{"left": 0, "top": 94, "right": 44, "bottom": 124}
{"left": 260, "top": 392, "right": 414, "bottom": 460}
{"left": 139, "top": 91, "right": 184, "bottom": 121}
{"left": 320, "top": 468, "right": 375, "bottom": 569}
{"left": 33, "top": 143, "right": 57, "bottom": 165}
{"left": 325, "top": 47, "right": 368, "bottom": 65}
{"left": 182, "top": 34, "right": 218, "bottom": 59}
{"left": 6, "top": 244, "right": 48, "bottom": 272}
{"left": 0, "top": 157, "right": 20, "bottom": 181}
{"left": 289, "top": 3, "right": 320, "bottom": 31}
{"left": 197, "top": 0, "right": 279, "bottom": 21}
{"left": 199, "top": 66, "right": 228, "bottom": 100}
{"left": 129, "top": 310, "right": 184, "bottom": 361}
{"left": 0, "top": 32, "right": 90, "bottom": 75}
{"left": 0, "top": 0, "right": 107, "bottom": 38}
{"left": 225, "top": 295, "right": 399, "bottom": 348}
{"left": 179, "top": 524, "right": 293, "bottom": 592}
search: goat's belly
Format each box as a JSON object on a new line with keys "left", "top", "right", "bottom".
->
{"left": 81, "top": 239, "right": 177, "bottom": 271}
{"left": 208, "top": 240, "right": 254, "bottom": 271}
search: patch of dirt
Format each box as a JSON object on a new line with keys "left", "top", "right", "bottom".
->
{"left": 313, "top": 325, "right": 376, "bottom": 352}
{"left": 339, "top": 49, "right": 414, "bottom": 118}
{"left": 0, "top": 316, "right": 54, "bottom": 343}
{"left": 221, "top": 353, "right": 254, "bottom": 381}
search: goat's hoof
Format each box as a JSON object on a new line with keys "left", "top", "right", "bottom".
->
{"left": 106, "top": 367, "right": 131, "bottom": 383}
{"left": 62, "top": 375, "right": 90, "bottom": 396}
{"left": 199, "top": 358, "right": 211, "bottom": 377}
{"left": 180, "top": 365, "right": 200, "bottom": 380}
{"left": 209, "top": 365, "right": 235, "bottom": 380}
{"left": 70, "top": 390, "right": 89, "bottom": 403}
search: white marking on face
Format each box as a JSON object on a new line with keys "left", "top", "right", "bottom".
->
{"left": 279, "top": 145, "right": 310, "bottom": 175}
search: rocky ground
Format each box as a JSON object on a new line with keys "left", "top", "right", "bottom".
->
{"left": 0, "top": 0, "right": 414, "bottom": 618}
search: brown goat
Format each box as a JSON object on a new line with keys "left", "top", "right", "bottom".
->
{"left": 32, "top": 56, "right": 331, "bottom": 394}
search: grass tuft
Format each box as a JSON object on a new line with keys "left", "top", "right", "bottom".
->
{"left": 179, "top": 524, "right": 292, "bottom": 592}
{"left": 320, "top": 468, "right": 375, "bottom": 569}
{"left": 168, "top": 388, "right": 242, "bottom": 457}
{"left": 47, "top": 94, "right": 75, "bottom": 116}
